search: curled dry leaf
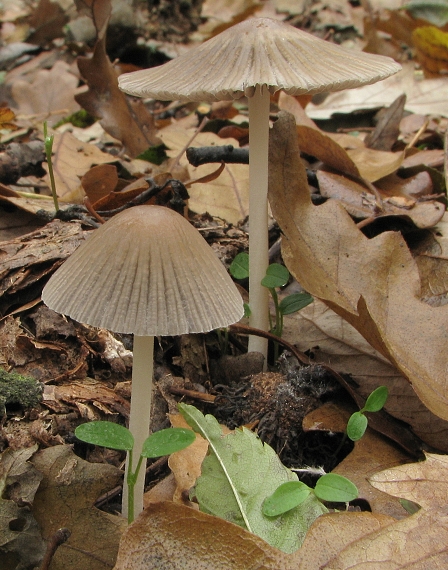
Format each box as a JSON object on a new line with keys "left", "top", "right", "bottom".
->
{"left": 113, "top": 501, "right": 295, "bottom": 570}
{"left": 317, "top": 170, "right": 443, "bottom": 229}
{"left": 268, "top": 111, "right": 448, "bottom": 420}
{"left": 75, "top": 0, "right": 158, "bottom": 157}
{"left": 167, "top": 413, "right": 209, "bottom": 506}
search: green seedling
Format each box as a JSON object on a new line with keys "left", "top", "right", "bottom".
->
{"left": 230, "top": 252, "right": 313, "bottom": 341}
{"left": 43, "top": 121, "right": 59, "bottom": 212}
{"left": 346, "top": 385, "right": 389, "bottom": 441}
{"left": 263, "top": 473, "right": 358, "bottom": 517}
{"left": 75, "top": 421, "right": 195, "bottom": 523}
{"left": 263, "top": 387, "right": 388, "bottom": 520}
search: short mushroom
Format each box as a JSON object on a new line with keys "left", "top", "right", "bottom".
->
{"left": 42, "top": 205, "right": 243, "bottom": 519}
{"left": 118, "top": 17, "right": 401, "bottom": 363}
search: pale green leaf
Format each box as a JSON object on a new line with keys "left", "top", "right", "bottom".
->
{"left": 178, "top": 403, "right": 327, "bottom": 554}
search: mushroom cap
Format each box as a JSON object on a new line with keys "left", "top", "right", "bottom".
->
{"left": 42, "top": 206, "right": 244, "bottom": 336}
{"left": 118, "top": 17, "right": 401, "bottom": 102}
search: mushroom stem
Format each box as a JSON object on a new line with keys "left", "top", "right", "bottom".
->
{"left": 247, "top": 86, "right": 270, "bottom": 362}
{"left": 122, "top": 335, "right": 154, "bottom": 520}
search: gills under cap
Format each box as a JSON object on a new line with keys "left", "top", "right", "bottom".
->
{"left": 118, "top": 17, "right": 401, "bottom": 102}
{"left": 42, "top": 206, "right": 244, "bottom": 336}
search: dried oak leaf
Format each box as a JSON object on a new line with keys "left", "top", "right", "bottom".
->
{"left": 75, "top": 0, "right": 158, "bottom": 157}
{"left": 31, "top": 444, "right": 126, "bottom": 570}
{"left": 323, "top": 453, "right": 448, "bottom": 568}
{"left": 11, "top": 60, "right": 81, "bottom": 125}
{"left": 0, "top": 445, "right": 46, "bottom": 569}
{"left": 268, "top": 111, "right": 448, "bottom": 421}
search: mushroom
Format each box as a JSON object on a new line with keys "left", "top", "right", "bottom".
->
{"left": 118, "top": 17, "right": 401, "bottom": 362}
{"left": 41, "top": 205, "right": 243, "bottom": 519}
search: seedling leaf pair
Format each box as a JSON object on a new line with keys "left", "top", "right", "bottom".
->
{"left": 262, "top": 474, "right": 358, "bottom": 517}
{"left": 346, "top": 386, "right": 389, "bottom": 441}
{"left": 75, "top": 421, "right": 195, "bottom": 523}
{"left": 229, "top": 253, "right": 313, "bottom": 339}
{"left": 75, "top": 422, "right": 195, "bottom": 457}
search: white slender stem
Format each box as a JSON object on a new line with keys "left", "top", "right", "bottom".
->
{"left": 122, "top": 335, "right": 154, "bottom": 520}
{"left": 247, "top": 86, "right": 270, "bottom": 363}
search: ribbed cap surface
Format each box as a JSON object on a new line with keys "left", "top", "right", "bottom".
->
{"left": 118, "top": 17, "right": 401, "bottom": 102}
{"left": 42, "top": 206, "right": 244, "bottom": 335}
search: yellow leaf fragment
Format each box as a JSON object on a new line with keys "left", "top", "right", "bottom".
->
{"left": 413, "top": 26, "right": 448, "bottom": 76}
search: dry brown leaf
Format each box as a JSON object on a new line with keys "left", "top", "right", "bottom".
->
{"left": 369, "top": 452, "right": 448, "bottom": 509}
{"left": 26, "top": 0, "right": 68, "bottom": 45}
{"left": 402, "top": 148, "right": 445, "bottom": 169}
{"left": 324, "top": 506, "right": 448, "bottom": 569}
{"left": 75, "top": 0, "right": 158, "bottom": 157}
{"left": 11, "top": 60, "right": 81, "bottom": 125}
{"left": 333, "top": 430, "right": 411, "bottom": 519}
{"left": 31, "top": 445, "right": 126, "bottom": 570}
{"left": 277, "top": 91, "right": 319, "bottom": 130}
{"left": 297, "top": 511, "right": 395, "bottom": 570}
{"left": 302, "top": 401, "right": 351, "bottom": 434}
{"left": 43, "top": 130, "right": 116, "bottom": 203}
{"left": 81, "top": 163, "right": 119, "bottom": 204}
{"left": 160, "top": 126, "right": 249, "bottom": 224}
{"left": 53, "top": 379, "right": 130, "bottom": 417}
{"left": 113, "top": 501, "right": 396, "bottom": 570}
{"left": 364, "top": 94, "right": 406, "bottom": 151}
{"left": 113, "top": 501, "right": 296, "bottom": 570}
{"left": 303, "top": 402, "right": 411, "bottom": 518}
{"left": 268, "top": 111, "right": 448, "bottom": 421}
{"left": 296, "top": 125, "right": 360, "bottom": 178}
{"left": 412, "top": 216, "right": 448, "bottom": 305}
{"left": 168, "top": 413, "right": 209, "bottom": 505}
{"left": 0, "top": 107, "right": 18, "bottom": 130}
{"left": 317, "top": 170, "right": 443, "bottom": 228}
{"left": 143, "top": 473, "right": 177, "bottom": 506}
{"left": 346, "top": 146, "right": 404, "bottom": 182}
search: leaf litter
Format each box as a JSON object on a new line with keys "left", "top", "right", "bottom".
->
{"left": 0, "top": 0, "right": 448, "bottom": 568}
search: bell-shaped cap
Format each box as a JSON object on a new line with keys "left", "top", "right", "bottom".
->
{"left": 118, "top": 17, "right": 401, "bottom": 102}
{"left": 42, "top": 206, "right": 244, "bottom": 336}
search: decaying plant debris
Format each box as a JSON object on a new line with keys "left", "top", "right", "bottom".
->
{"left": 1, "top": 0, "right": 448, "bottom": 568}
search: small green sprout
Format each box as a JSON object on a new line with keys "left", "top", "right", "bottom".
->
{"left": 346, "top": 385, "right": 389, "bottom": 441}
{"left": 264, "top": 386, "right": 389, "bottom": 518}
{"left": 263, "top": 473, "right": 358, "bottom": 517}
{"left": 229, "top": 252, "right": 313, "bottom": 340}
{"left": 43, "top": 121, "right": 59, "bottom": 212}
{"left": 75, "top": 421, "right": 195, "bottom": 523}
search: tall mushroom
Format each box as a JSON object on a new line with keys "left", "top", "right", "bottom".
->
{"left": 118, "top": 17, "right": 401, "bottom": 362}
{"left": 41, "top": 205, "right": 243, "bottom": 519}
